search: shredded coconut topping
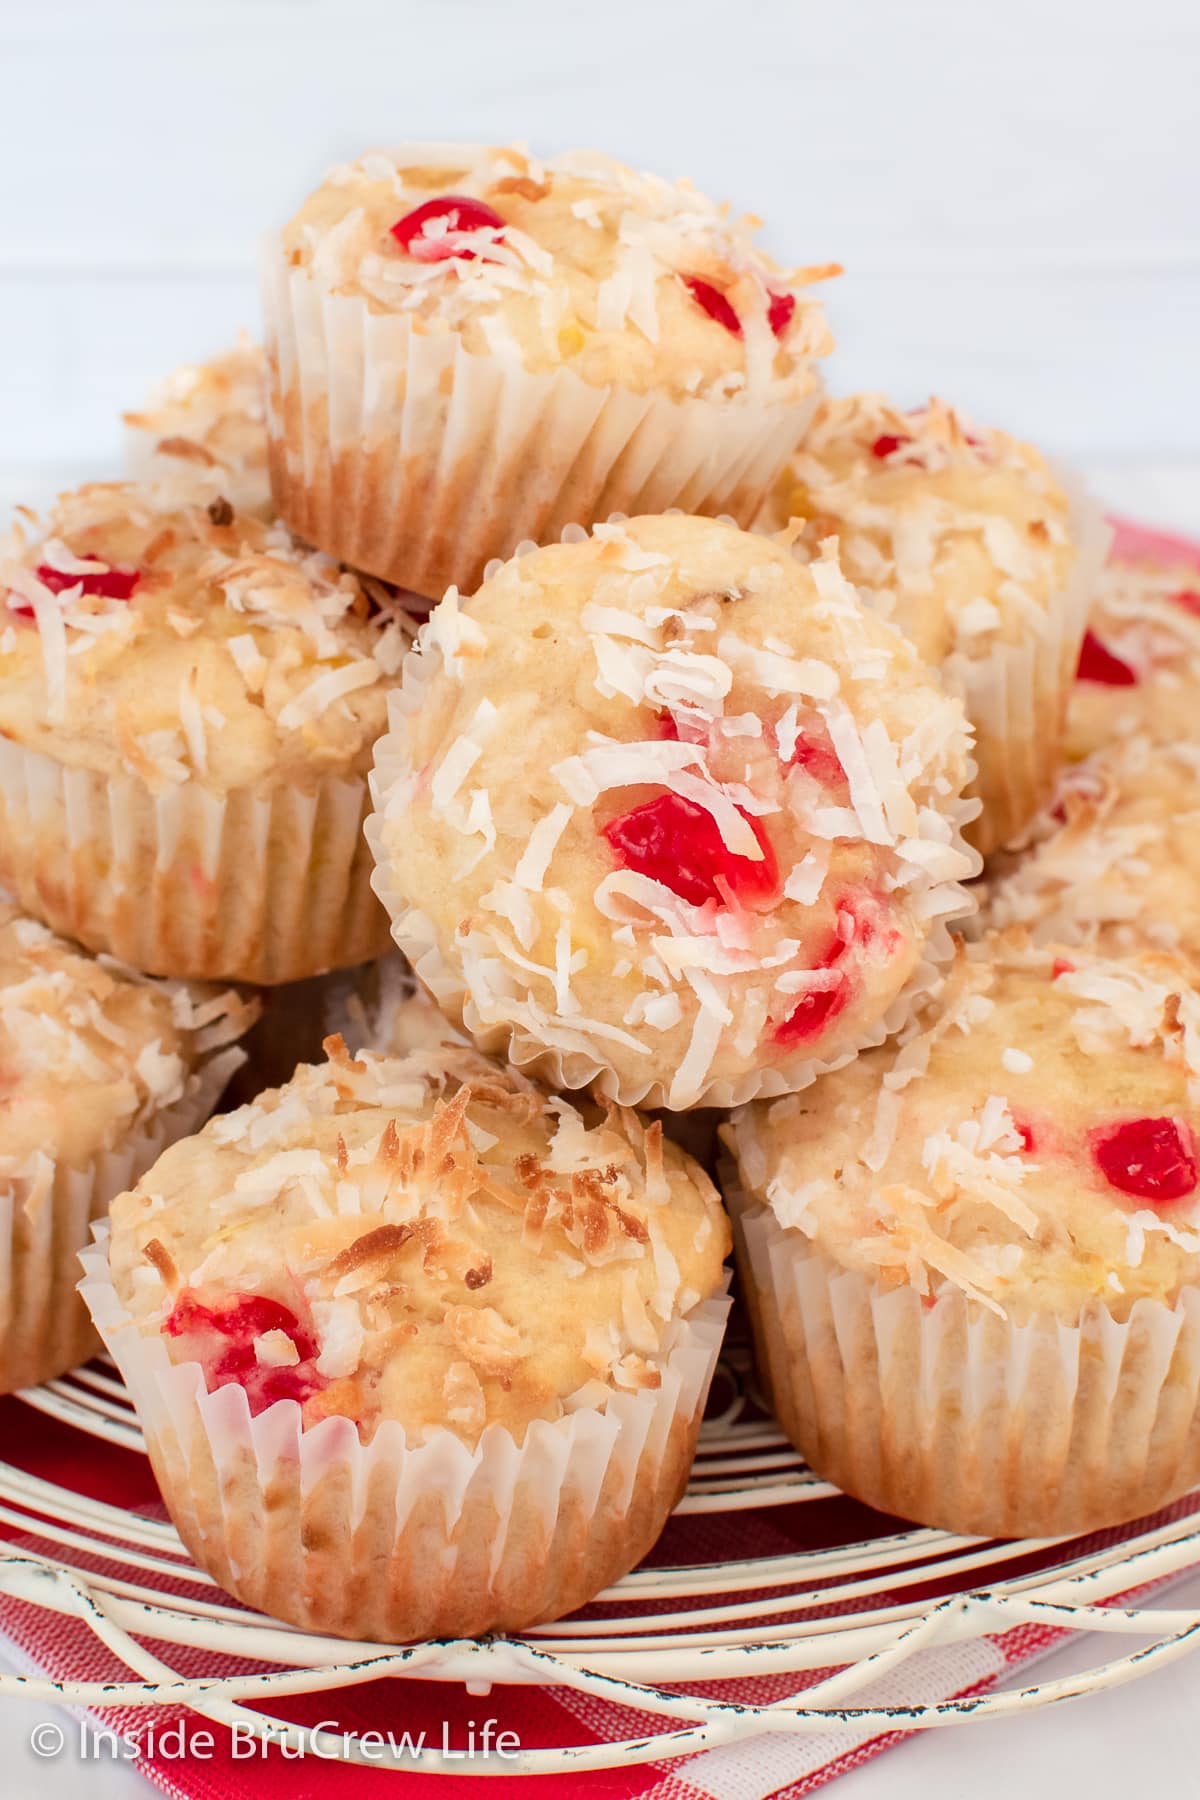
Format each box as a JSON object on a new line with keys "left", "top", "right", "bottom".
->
{"left": 108, "top": 1032, "right": 728, "bottom": 1445}
{"left": 986, "top": 733, "right": 1200, "bottom": 965}
{"left": 768, "top": 391, "right": 1076, "bottom": 668}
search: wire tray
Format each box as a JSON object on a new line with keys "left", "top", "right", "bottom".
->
{"left": 0, "top": 1344, "right": 1198, "bottom": 1778}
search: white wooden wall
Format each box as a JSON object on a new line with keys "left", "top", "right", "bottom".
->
{"left": 1, "top": 0, "right": 1197, "bottom": 500}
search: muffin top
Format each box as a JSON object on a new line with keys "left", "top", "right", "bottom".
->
{"left": 279, "top": 142, "right": 837, "bottom": 405}
{"left": 124, "top": 337, "right": 270, "bottom": 515}
{"left": 0, "top": 899, "right": 256, "bottom": 1173}
{"left": 0, "top": 482, "right": 417, "bottom": 790}
{"left": 108, "top": 1033, "right": 730, "bottom": 1444}
{"left": 370, "top": 514, "right": 976, "bottom": 1109}
{"left": 1069, "top": 561, "right": 1200, "bottom": 761}
{"left": 729, "top": 932, "right": 1200, "bottom": 1323}
{"left": 987, "top": 736, "right": 1200, "bottom": 964}
{"left": 769, "top": 394, "right": 1076, "bottom": 665}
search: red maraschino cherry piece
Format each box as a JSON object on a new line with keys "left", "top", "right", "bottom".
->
{"left": 682, "top": 278, "right": 794, "bottom": 339}
{"left": 787, "top": 732, "right": 847, "bottom": 787}
{"left": 10, "top": 560, "right": 139, "bottom": 619}
{"left": 774, "top": 902, "right": 866, "bottom": 1046}
{"left": 166, "top": 1289, "right": 319, "bottom": 1362}
{"left": 1093, "top": 1117, "right": 1198, "bottom": 1203}
{"left": 1076, "top": 628, "right": 1137, "bottom": 686}
{"left": 767, "top": 291, "right": 796, "bottom": 337}
{"left": 871, "top": 433, "right": 913, "bottom": 459}
{"left": 164, "top": 1287, "right": 326, "bottom": 1415}
{"left": 1013, "top": 1119, "right": 1036, "bottom": 1153}
{"left": 775, "top": 978, "right": 848, "bottom": 1046}
{"left": 390, "top": 195, "right": 506, "bottom": 263}
{"left": 682, "top": 275, "right": 743, "bottom": 338}
{"left": 35, "top": 562, "right": 139, "bottom": 601}
{"left": 242, "top": 1362, "right": 330, "bottom": 1410}
{"left": 165, "top": 1288, "right": 304, "bottom": 1345}
{"left": 602, "top": 792, "right": 778, "bottom": 910}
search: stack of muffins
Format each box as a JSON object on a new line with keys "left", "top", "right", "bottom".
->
{"left": 1, "top": 138, "right": 1195, "bottom": 1645}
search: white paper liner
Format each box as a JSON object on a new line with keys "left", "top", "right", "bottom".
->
{"left": 0, "top": 736, "right": 392, "bottom": 986}
{"left": 223, "top": 955, "right": 428, "bottom": 1107}
{"left": 365, "top": 615, "right": 981, "bottom": 1111}
{"left": 317, "top": 952, "right": 423, "bottom": 1051}
{"left": 728, "top": 1177, "right": 1200, "bottom": 1539}
{"left": 80, "top": 1236, "right": 731, "bottom": 1641}
{"left": 259, "top": 231, "right": 821, "bottom": 598}
{"left": 1, "top": 1047, "right": 243, "bottom": 1393}
{"left": 949, "top": 474, "right": 1112, "bottom": 856}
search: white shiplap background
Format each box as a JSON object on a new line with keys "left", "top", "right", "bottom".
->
{"left": 1, "top": 6, "right": 1199, "bottom": 1797}
{"left": 0, "top": 0, "right": 1197, "bottom": 524}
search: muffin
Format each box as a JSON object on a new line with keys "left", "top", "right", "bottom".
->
{"left": 0, "top": 899, "right": 255, "bottom": 1391}
{"left": 261, "top": 141, "right": 837, "bottom": 596}
{"left": 83, "top": 1033, "right": 731, "bottom": 1641}
{"left": 1069, "top": 560, "right": 1200, "bottom": 762}
{"left": 765, "top": 394, "right": 1109, "bottom": 853}
{"left": 725, "top": 932, "right": 1200, "bottom": 1538}
{"left": 124, "top": 337, "right": 271, "bottom": 515}
{"left": 0, "top": 481, "right": 419, "bottom": 982}
{"left": 986, "top": 736, "right": 1200, "bottom": 964}
{"left": 368, "top": 514, "right": 978, "bottom": 1110}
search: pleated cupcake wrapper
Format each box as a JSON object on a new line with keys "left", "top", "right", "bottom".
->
{"left": 1, "top": 1047, "right": 243, "bottom": 1394}
{"left": 0, "top": 736, "right": 392, "bottom": 986}
{"left": 366, "top": 627, "right": 981, "bottom": 1111}
{"left": 79, "top": 1237, "right": 730, "bottom": 1643}
{"left": 259, "top": 233, "right": 820, "bottom": 598}
{"left": 949, "top": 475, "right": 1111, "bottom": 856}
{"left": 728, "top": 1178, "right": 1200, "bottom": 1540}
